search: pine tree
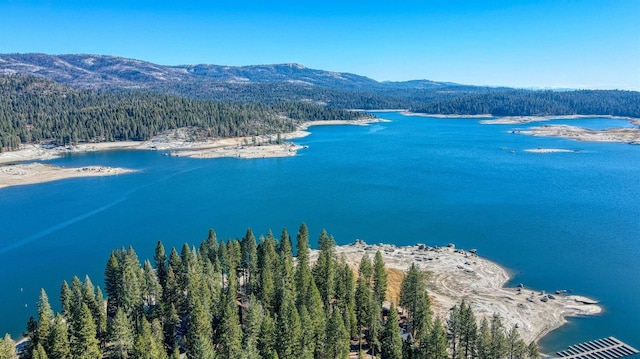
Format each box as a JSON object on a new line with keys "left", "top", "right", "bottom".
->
{"left": 447, "top": 303, "right": 462, "bottom": 359}
{"left": 527, "top": 341, "right": 540, "bottom": 359}
{"left": 257, "top": 235, "right": 277, "bottom": 314}
{"left": 355, "top": 269, "right": 372, "bottom": 353}
{"left": 93, "top": 286, "right": 107, "bottom": 347}
{"left": 312, "top": 230, "right": 336, "bottom": 307}
{"left": 459, "top": 301, "right": 478, "bottom": 359}
{"left": 133, "top": 317, "right": 167, "bottom": 359}
{"left": 490, "top": 314, "right": 507, "bottom": 359}
{"left": 381, "top": 303, "right": 403, "bottom": 359}
{"left": 241, "top": 228, "right": 258, "bottom": 296}
{"left": 243, "top": 296, "right": 264, "bottom": 359}
{"left": 108, "top": 307, "right": 134, "bottom": 359}
{"left": 476, "top": 317, "right": 492, "bottom": 359}
{"left": 368, "top": 297, "right": 383, "bottom": 357}
{"left": 294, "top": 223, "right": 312, "bottom": 310}
{"left": 32, "top": 343, "right": 48, "bottom": 359}
{"left": 373, "top": 250, "right": 388, "bottom": 304}
{"left": 48, "top": 314, "right": 70, "bottom": 359}
{"left": 277, "top": 228, "right": 295, "bottom": 298}
{"left": 325, "top": 307, "right": 350, "bottom": 359}
{"left": 0, "top": 333, "right": 18, "bottom": 359}
{"left": 399, "top": 263, "right": 427, "bottom": 336}
{"left": 59, "top": 281, "right": 71, "bottom": 317}
{"left": 36, "top": 289, "right": 54, "bottom": 352}
{"left": 216, "top": 291, "right": 242, "bottom": 359}
{"left": 258, "top": 311, "right": 277, "bottom": 358}
{"left": 163, "top": 303, "right": 180, "bottom": 353}
{"left": 275, "top": 291, "right": 302, "bottom": 359}
{"left": 506, "top": 327, "right": 527, "bottom": 359}
{"left": 426, "top": 317, "right": 448, "bottom": 359}
{"left": 154, "top": 240, "right": 168, "bottom": 290}
{"left": 306, "top": 280, "right": 327, "bottom": 359}
{"left": 69, "top": 303, "right": 101, "bottom": 359}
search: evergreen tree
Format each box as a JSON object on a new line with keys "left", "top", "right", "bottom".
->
{"left": 306, "top": 280, "right": 327, "bottom": 359}
{"left": 241, "top": 228, "right": 258, "bottom": 296}
{"left": 32, "top": 343, "right": 48, "bottom": 359}
{"left": 59, "top": 281, "right": 71, "bottom": 318}
{"left": 447, "top": 303, "right": 462, "bottom": 359}
{"left": 325, "top": 307, "right": 350, "bottom": 359}
{"left": 368, "top": 297, "right": 383, "bottom": 357}
{"left": 312, "top": 230, "right": 336, "bottom": 308}
{"left": 93, "top": 287, "right": 107, "bottom": 347}
{"left": 0, "top": 333, "right": 18, "bottom": 359}
{"left": 294, "top": 223, "right": 312, "bottom": 310}
{"left": 69, "top": 303, "right": 101, "bottom": 359}
{"left": 277, "top": 228, "right": 295, "bottom": 299}
{"left": 489, "top": 314, "right": 507, "bottom": 359}
{"left": 258, "top": 311, "right": 277, "bottom": 359}
{"left": 48, "top": 314, "right": 70, "bottom": 359}
{"left": 243, "top": 296, "right": 264, "bottom": 359}
{"left": 381, "top": 303, "right": 403, "bottom": 359}
{"left": 527, "top": 341, "right": 540, "bottom": 359}
{"left": 163, "top": 303, "right": 180, "bottom": 354}
{"left": 154, "top": 240, "right": 168, "bottom": 290}
{"left": 142, "top": 259, "right": 162, "bottom": 318}
{"left": 108, "top": 307, "right": 134, "bottom": 359}
{"left": 459, "top": 301, "right": 478, "bottom": 359}
{"left": 476, "top": 317, "right": 492, "bottom": 359}
{"left": 506, "top": 327, "right": 527, "bottom": 359}
{"left": 426, "top": 317, "right": 448, "bottom": 359}
{"left": 355, "top": 265, "right": 372, "bottom": 353}
{"left": 399, "top": 263, "right": 426, "bottom": 336}
{"left": 216, "top": 290, "right": 242, "bottom": 359}
{"left": 133, "top": 317, "right": 167, "bottom": 359}
{"left": 36, "top": 289, "right": 54, "bottom": 352}
{"left": 275, "top": 291, "right": 302, "bottom": 359}
{"left": 257, "top": 235, "right": 277, "bottom": 313}
{"left": 373, "top": 250, "right": 388, "bottom": 304}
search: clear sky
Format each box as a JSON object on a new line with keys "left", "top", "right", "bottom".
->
{"left": 1, "top": 0, "right": 639, "bottom": 90}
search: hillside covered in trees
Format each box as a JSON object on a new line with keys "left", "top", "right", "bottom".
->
{"left": 0, "top": 75, "right": 366, "bottom": 151}
{"left": 1, "top": 224, "right": 539, "bottom": 359}
{"left": 1, "top": 54, "right": 639, "bottom": 121}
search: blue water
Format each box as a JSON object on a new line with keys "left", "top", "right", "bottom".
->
{"left": 1, "top": 113, "right": 638, "bottom": 351}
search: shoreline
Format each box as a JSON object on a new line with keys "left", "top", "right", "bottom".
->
{"left": 0, "top": 163, "right": 134, "bottom": 189}
{"left": 400, "top": 111, "right": 493, "bottom": 119}
{"left": 322, "top": 241, "right": 602, "bottom": 345}
{"left": 0, "top": 118, "right": 383, "bottom": 188}
{"left": 479, "top": 114, "right": 640, "bottom": 125}
{"left": 516, "top": 125, "right": 640, "bottom": 145}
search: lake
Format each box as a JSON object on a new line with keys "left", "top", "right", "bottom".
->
{"left": 1, "top": 112, "right": 638, "bottom": 351}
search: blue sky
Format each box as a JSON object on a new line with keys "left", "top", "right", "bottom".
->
{"left": 1, "top": 0, "right": 639, "bottom": 90}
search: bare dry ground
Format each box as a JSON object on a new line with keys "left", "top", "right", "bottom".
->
{"left": 316, "top": 241, "right": 602, "bottom": 344}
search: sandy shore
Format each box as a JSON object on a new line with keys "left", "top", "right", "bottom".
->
{"left": 0, "top": 163, "right": 134, "bottom": 189}
{"left": 524, "top": 148, "right": 578, "bottom": 154}
{"left": 319, "top": 241, "right": 602, "bottom": 344}
{"left": 516, "top": 125, "right": 640, "bottom": 145}
{"left": 0, "top": 118, "right": 383, "bottom": 187}
{"left": 480, "top": 114, "right": 639, "bottom": 125}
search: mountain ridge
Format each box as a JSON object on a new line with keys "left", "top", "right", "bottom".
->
{"left": 0, "top": 53, "right": 450, "bottom": 91}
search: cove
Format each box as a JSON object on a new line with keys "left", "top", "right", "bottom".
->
{"left": 0, "top": 112, "right": 638, "bottom": 351}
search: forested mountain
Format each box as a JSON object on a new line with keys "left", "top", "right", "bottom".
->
{"left": 2, "top": 53, "right": 638, "bottom": 117}
{"left": 3, "top": 224, "right": 538, "bottom": 359}
{"left": 0, "top": 75, "right": 365, "bottom": 151}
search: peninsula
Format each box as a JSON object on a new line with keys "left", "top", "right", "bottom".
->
{"left": 323, "top": 241, "right": 601, "bottom": 344}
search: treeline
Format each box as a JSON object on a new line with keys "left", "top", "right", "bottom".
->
{"left": 0, "top": 75, "right": 366, "bottom": 151}
{"left": 157, "top": 80, "right": 640, "bottom": 118}
{"left": 410, "top": 89, "right": 640, "bottom": 117}
{"left": 3, "top": 224, "right": 539, "bottom": 359}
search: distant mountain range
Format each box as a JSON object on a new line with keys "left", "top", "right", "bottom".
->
{"left": 0, "top": 53, "right": 452, "bottom": 92}
{"left": 1, "top": 53, "right": 638, "bottom": 117}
